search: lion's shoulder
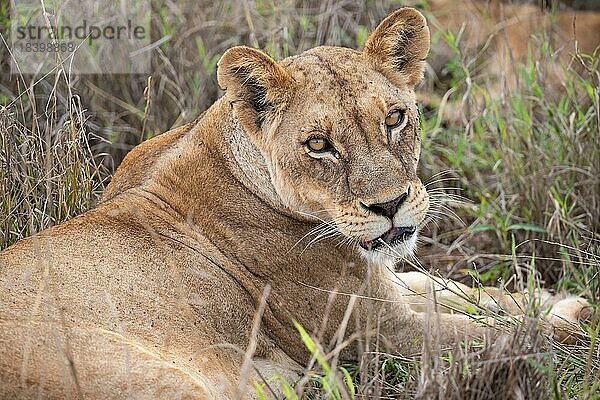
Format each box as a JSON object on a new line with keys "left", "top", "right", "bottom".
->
{"left": 101, "top": 118, "right": 200, "bottom": 202}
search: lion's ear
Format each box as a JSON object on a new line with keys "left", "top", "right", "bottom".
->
{"left": 217, "top": 46, "right": 293, "bottom": 133}
{"left": 363, "top": 7, "right": 430, "bottom": 87}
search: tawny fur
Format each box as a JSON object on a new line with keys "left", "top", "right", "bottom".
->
{"left": 0, "top": 8, "right": 591, "bottom": 399}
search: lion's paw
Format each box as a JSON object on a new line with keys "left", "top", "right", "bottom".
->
{"left": 546, "top": 296, "right": 595, "bottom": 344}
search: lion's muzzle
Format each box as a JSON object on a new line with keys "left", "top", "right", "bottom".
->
{"left": 359, "top": 225, "right": 416, "bottom": 251}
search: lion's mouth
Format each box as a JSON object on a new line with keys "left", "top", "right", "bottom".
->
{"left": 359, "top": 226, "right": 416, "bottom": 251}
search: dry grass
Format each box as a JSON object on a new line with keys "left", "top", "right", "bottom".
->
{"left": 0, "top": 82, "right": 108, "bottom": 246}
{"left": 1, "top": 0, "right": 599, "bottom": 398}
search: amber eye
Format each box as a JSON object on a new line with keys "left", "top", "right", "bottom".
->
{"left": 306, "top": 137, "right": 330, "bottom": 152}
{"left": 385, "top": 109, "right": 405, "bottom": 128}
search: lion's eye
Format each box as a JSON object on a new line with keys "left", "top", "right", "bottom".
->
{"left": 385, "top": 109, "right": 405, "bottom": 129}
{"left": 306, "top": 137, "right": 331, "bottom": 152}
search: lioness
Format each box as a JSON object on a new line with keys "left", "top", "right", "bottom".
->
{"left": 0, "top": 8, "right": 591, "bottom": 399}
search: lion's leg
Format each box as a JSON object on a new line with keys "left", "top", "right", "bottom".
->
{"left": 395, "top": 271, "right": 593, "bottom": 343}
{"left": 396, "top": 271, "right": 552, "bottom": 315}
{"left": 396, "top": 271, "right": 480, "bottom": 313}
{"left": 370, "top": 299, "right": 495, "bottom": 355}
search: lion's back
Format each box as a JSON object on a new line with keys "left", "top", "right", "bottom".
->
{"left": 100, "top": 118, "right": 200, "bottom": 203}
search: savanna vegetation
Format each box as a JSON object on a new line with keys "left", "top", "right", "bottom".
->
{"left": 1, "top": 0, "right": 598, "bottom": 398}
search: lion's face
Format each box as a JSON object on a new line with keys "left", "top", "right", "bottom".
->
{"left": 271, "top": 48, "right": 429, "bottom": 261}
{"left": 217, "top": 8, "right": 430, "bottom": 263}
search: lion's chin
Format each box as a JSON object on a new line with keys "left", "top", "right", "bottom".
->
{"left": 358, "top": 233, "right": 418, "bottom": 268}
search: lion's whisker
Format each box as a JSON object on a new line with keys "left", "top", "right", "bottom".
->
{"left": 424, "top": 169, "right": 459, "bottom": 186}
{"left": 425, "top": 178, "right": 461, "bottom": 188}
{"left": 301, "top": 228, "right": 342, "bottom": 254}
{"left": 288, "top": 220, "right": 337, "bottom": 253}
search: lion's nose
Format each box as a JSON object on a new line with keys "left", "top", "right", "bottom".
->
{"left": 363, "top": 189, "right": 410, "bottom": 220}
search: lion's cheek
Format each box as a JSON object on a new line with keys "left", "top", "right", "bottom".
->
{"left": 266, "top": 157, "right": 328, "bottom": 213}
{"left": 275, "top": 154, "right": 344, "bottom": 207}
{"left": 296, "top": 162, "right": 344, "bottom": 210}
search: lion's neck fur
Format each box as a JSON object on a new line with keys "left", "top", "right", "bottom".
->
{"left": 144, "top": 99, "right": 360, "bottom": 276}
{"left": 134, "top": 102, "right": 374, "bottom": 365}
{"left": 222, "top": 109, "right": 289, "bottom": 213}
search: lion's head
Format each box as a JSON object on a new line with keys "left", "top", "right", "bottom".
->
{"left": 217, "top": 8, "right": 430, "bottom": 265}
